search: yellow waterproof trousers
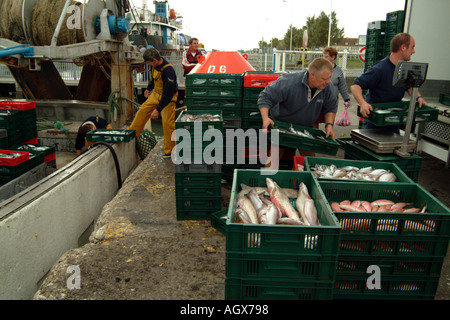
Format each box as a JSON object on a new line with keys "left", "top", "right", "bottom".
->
{"left": 129, "top": 67, "right": 178, "bottom": 155}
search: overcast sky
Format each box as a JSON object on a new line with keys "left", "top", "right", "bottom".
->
{"left": 137, "top": 0, "right": 406, "bottom": 51}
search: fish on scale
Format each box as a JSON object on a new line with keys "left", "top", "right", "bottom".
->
{"left": 235, "top": 178, "right": 321, "bottom": 226}
{"left": 312, "top": 164, "right": 397, "bottom": 182}
{"left": 330, "top": 199, "right": 427, "bottom": 213}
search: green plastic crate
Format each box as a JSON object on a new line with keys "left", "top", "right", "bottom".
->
{"left": 334, "top": 274, "right": 439, "bottom": 300}
{"left": 210, "top": 209, "right": 228, "bottom": 235}
{"left": 86, "top": 129, "right": 136, "bottom": 143}
{"left": 357, "top": 101, "right": 438, "bottom": 126}
{"left": 319, "top": 181, "right": 450, "bottom": 258}
{"left": 186, "top": 87, "right": 242, "bottom": 98}
{"left": 186, "top": 73, "right": 243, "bottom": 88}
{"left": 439, "top": 93, "right": 450, "bottom": 106}
{"left": 186, "top": 96, "right": 242, "bottom": 109}
{"left": 225, "top": 277, "right": 334, "bottom": 300}
{"left": 270, "top": 120, "right": 340, "bottom": 156}
{"left": 304, "top": 156, "right": 414, "bottom": 183}
{"left": 176, "top": 195, "right": 222, "bottom": 220}
{"left": 226, "top": 252, "right": 338, "bottom": 282}
{"left": 0, "top": 110, "right": 20, "bottom": 130}
{"left": 336, "top": 255, "right": 445, "bottom": 278}
{"left": 226, "top": 170, "right": 341, "bottom": 256}
{"left": 343, "top": 141, "right": 422, "bottom": 170}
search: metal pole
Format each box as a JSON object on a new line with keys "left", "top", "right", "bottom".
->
{"left": 328, "top": 0, "right": 332, "bottom": 46}
{"left": 51, "top": 0, "right": 73, "bottom": 46}
{"left": 395, "top": 87, "right": 418, "bottom": 158}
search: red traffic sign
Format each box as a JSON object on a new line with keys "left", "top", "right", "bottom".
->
{"left": 359, "top": 46, "right": 366, "bottom": 63}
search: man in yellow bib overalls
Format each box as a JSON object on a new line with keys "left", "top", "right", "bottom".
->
{"left": 129, "top": 48, "right": 178, "bottom": 158}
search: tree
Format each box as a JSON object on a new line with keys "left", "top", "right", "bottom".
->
{"left": 282, "top": 25, "right": 307, "bottom": 50}
{"left": 271, "top": 11, "right": 344, "bottom": 50}
{"left": 306, "top": 11, "right": 344, "bottom": 47}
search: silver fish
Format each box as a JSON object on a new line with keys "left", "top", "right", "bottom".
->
{"left": 235, "top": 208, "right": 253, "bottom": 224}
{"left": 266, "top": 178, "right": 301, "bottom": 221}
{"left": 277, "top": 217, "right": 303, "bottom": 225}
{"left": 303, "top": 199, "right": 321, "bottom": 226}
{"left": 248, "top": 189, "right": 265, "bottom": 212}
{"left": 237, "top": 196, "right": 259, "bottom": 224}
{"left": 295, "top": 182, "right": 310, "bottom": 222}
{"left": 239, "top": 183, "right": 299, "bottom": 199}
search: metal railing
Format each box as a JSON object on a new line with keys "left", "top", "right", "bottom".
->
{"left": 0, "top": 50, "right": 365, "bottom": 88}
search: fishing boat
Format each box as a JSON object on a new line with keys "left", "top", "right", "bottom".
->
{"left": 127, "top": 0, "right": 191, "bottom": 51}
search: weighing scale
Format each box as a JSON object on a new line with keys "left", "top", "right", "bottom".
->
{"left": 352, "top": 61, "right": 429, "bottom": 157}
{"left": 351, "top": 128, "right": 416, "bottom": 154}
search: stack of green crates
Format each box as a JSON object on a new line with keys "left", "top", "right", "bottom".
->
{"left": 0, "top": 110, "right": 22, "bottom": 149}
{"left": 319, "top": 180, "right": 450, "bottom": 300}
{"left": 0, "top": 101, "right": 38, "bottom": 144}
{"left": 174, "top": 110, "right": 224, "bottom": 220}
{"left": 364, "top": 10, "right": 404, "bottom": 72}
{"left": 185, "top": 73, "right": 243, "bottom": 128}
{"left": 365, "top": 21, "right": 386, "bottom": 72}
{"left": 224, "top": 170, "right": 341, "bottom": 300}
{"left": 383, "top": 10, "right": 405, "bottom": 56}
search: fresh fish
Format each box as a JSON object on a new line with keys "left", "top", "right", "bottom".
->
{"left": 311, "top": 163, "right": 398, "bottom": 182}
{"left": 390, "top": 202, "right": 414, "bottom": 210}
{"left": 295, "top": 182, "right": 311, "bottom": 222}
{"left": 351, "top": 200, "right": 361, "bottom": 208}
{"left": 276, "top": 217, "right": 303, "bottom": 225}
{"left": 248, "top": 189, "right": 264, "bottom": 212}
{"left": 403, "top": 208, "right": 421, "bottom": 213}
{"left": 239, "top": 184, "right": 298, "bottom": 199}
{"left": 368, "top": 169, "right": 388, "bottom": 177}
{"left": 235, "top": 208, "right": 253, "bottom": 224}
{"left": 378, "top": 172, "right": 397, "bottom": 182}
{"left": 340, "top": 200, "right": 351, "bottom": 206}
{"left": 303, "top": 199, "right": 321, "bottom": 226}
{"left": 180, "top": 113, "right": 221, "bottom": 122}
{"left": 339, "top": 204, "right": 364, "bottom": 212}
{"left": 371, "top": 199, "right": 395, "bottom": 207}
{"left": 331, "top": 202, "right": 343, "bottom": 211}
{"left": 421, "top": 203, "right": 428, "bottom": 213}
{"left": 237, "top": 196, "right": 259, "bottom": 224}
{"left": 266, "top": 178, "right": 301, "bottom": 221}
{"left": 260, "top": 198, "right": 281, "bottom": 224}
{"left": 361, "top": 201, "right": 372, "bottom": 212}
{"left": 340, "top": 166, "right": 360, "bottom": 172}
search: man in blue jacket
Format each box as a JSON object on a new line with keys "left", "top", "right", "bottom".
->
{"left": 258, "top": 57, "right": 338, "bottom": 166}
{"left": 258, "top": 57, "right": 338, "bottom": 138}
{"left": 351, "top": 33, "right": 427, "bottom": 131}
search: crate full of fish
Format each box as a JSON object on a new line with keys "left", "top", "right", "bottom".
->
{"left": 185, "top": 73, "right": 243, "bottom": 89}
{"left": 86, "top": 129, "right": 136, "bottom": 143}
{"left": 226, "top": 170, "right": 341, "bottom": 256}
{"left": 304, "top": 157, "right": 414, "bottom": 183}
{"left": 343, "top": 141, "right": 422, "bottom": 182}
{"left": 175, "top": 110, "right": 223, "bottom": 134}
{"left": 270, "top": 120, "right": 340, "bottom": 156}
{"left": 0, "top": 150, "right": 29, "bottom": 166}
{"left": 357, "top": 101, "right": 438, "bottom": 126}
{"left": 319, "top": 181, "right": 450, "bottom": 258}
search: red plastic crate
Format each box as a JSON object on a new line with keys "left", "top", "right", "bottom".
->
{"left": 0, "top": 101, "right": 36, "bottom": 111}
{"left": 23, "top": 137, "right": 39, "bottom": 145}
{"left": 293, "top": 156, "right": 305, "bottom": 170}
{"left": 44, "top": 153, "right": 56, "bottom": 162}
{"left": 243, "top": 74, "right": 282, "bottom": 87}
{"left": 0, "top": 150, "right": 29, "bottom": 166}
